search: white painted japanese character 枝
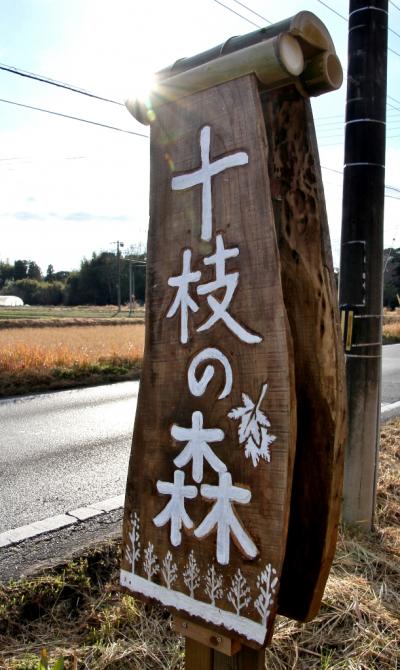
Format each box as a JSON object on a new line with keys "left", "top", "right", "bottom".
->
{"left": 197, "top": 234, "right": 262, "bottom": 344}
{"left": 153, "top": 469, "right": 197, "bottom": 546}
{"left": 171, "top": 125, "right": 248, "bottom": 242}
{"left": 172, "top": 411, "right": 227, "bottom": 483}
{"left": 167, "top": 248, "right": 201, "bottom": 344}
{"left": 194, "top": 471, "right": 258, "bottom": 565}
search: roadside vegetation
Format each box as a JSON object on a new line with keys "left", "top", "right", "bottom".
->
{"left": 0, "top": 323, "right": 144, "bottom": 397}
{"left": 383, "top": 308, "right": 400, "bottom": 344}
{"left": 0, "top": 419, "right": 398, "bottom": 670}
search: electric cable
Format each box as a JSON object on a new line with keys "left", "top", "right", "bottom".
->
{"left": 0, "top": 62, "right": 124, "bottom": 106}
{"left": 230, "top": 0, "right": 271, "bottom": 24}
{"left": 211, "top": 0, "right": 261, "bottom": 28}
{"left": 0, "top": 97, "right": 148, "bottom": 138}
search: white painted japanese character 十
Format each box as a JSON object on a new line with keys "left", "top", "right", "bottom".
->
{"left": 171, "top": 125, "right": 248, "bottom": 242}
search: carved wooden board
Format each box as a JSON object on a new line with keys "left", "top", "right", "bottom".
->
{"left": 261, "top": 88, "right": 346, "bottom": 621}
{"left": 121, "top": 74, "right": 296, "bottom": 647}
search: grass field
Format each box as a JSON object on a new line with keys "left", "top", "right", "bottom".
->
{"left": 0, "top": 305, "right": 145, "bottom": 321}
{"left": 0, "top": 418, "right": 398, "bottom": 669}
{"left": 0, "top": 305, "right": 398, "bottom": 398}
{"left": 0, "top": 324, "right": 145, "bottom": 396}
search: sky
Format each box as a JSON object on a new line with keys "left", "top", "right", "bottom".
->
{"left": 0, "top": 0, "right": 399, "bottom": 273}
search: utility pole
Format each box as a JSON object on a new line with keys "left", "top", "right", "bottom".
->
{"left": 123, "top": 258, "right": 146, "bottom": 316}
{"left": 339, "top": 0, "right": 388, "bottom": 528}
{"left": 111, "top": 240, "right": 124, "bottom": 312}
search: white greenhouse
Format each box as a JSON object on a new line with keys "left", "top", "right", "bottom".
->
{"left": 0, "top": 295, "right": 24, "bottom": 307}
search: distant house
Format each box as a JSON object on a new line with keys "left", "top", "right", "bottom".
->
{"left": 0, "top": 295, "right": 24, "bottom": 307}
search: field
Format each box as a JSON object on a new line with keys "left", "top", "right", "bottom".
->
{"left": 0, "top": 305, "right": 145, "bottom": 322}
{"left": 0, "top": 305, "right": 397, "bottom": 397}
{"left": 0, "top": 324, "right": 145, "bottom": 396}
{"left": 0, "top": 418, "right": 398, "bottom": 669}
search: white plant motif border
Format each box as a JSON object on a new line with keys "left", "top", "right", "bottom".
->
{"left": 122, "top": 514, "right": 279, "bottom": 645}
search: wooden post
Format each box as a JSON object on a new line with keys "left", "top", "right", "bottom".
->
{"left": 339, "top": 0, "right": 388, "bottom": 528}
{"left": 184, "top": 639, "right": 264, "bottom": 670}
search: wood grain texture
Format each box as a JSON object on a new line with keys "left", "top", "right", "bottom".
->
{"left": 121, "top": 74, "right": 296, "bottom": 647}
{"left": 186, "top": 639, "right": 213, "bottom": 670}
{"left": 184, "top": 640, "right": 265, "bottom": 670}
{"left": 213, "top": 646, "right": 265, "bottom": 670}
{"left": 261, "top": 88, "right": 346, "bottom": 621}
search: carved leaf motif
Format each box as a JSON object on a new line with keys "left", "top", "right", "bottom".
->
{"left": 228, "top": 383, "right": 276, "bottom": 467}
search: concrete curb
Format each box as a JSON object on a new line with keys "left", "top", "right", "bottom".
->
{"left": 381, "top": 400, "right": 400, "bottom": 423}
{"left": 0, "top": 494, "right": 125, "bottom": 548}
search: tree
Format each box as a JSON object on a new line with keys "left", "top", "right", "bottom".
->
{"left": 27, "top": 261, "right": 42, "bottom": 281}
{"left": 0, "top": 262, "right": 14, "bottom": 288}
{"left": 383, "top": 247, "right": 400, "bottom": 309}
{"left": 14, "top": 260, "right": 28, "bottom": 280}
{"left": 45, "top": 264, "right": 55, "bottom": 282}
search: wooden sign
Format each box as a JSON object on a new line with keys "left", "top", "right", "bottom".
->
{"left": 120, "top": 11, "right": 346, "bottom": 659}
{"left": 120, "top": 74, "right": 296, "bottom": 647}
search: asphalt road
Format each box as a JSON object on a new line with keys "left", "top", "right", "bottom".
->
{"left": 381, "top": 343, "right": 400, "bottom": 404}
{"left": 0, "top": 382, "right": 138, "bottom": 533}
{"left": 0, "top": 344, "right": 398, "bottom": 534}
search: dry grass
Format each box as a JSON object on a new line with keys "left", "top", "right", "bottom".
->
{"left": 0, "top": 325, "right": 145, "bottom": 396}
{"left": 383, "top": 309, "right": 400, "bottom": 343}
{"left": 0, "top": 420, "right": 399, "bottom": 670}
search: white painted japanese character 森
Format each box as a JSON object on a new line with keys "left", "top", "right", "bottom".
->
{"left": 228, "top": 383, "right": 276, "bottom": 467}
{"left": 171, "top": 125, "right": 248, "bottom": 242}
{"left": 172, "top": 411, "right": 227, "bottom": 484}
{"left": 153, "top": 469, "right": 197, "bottom": 546}
{"left": 194, "top": 471, "right": 258, "bottom": 565}
{"left": 167, "top": 248, "right": 201, "bottom": 344}
{"left": 197, "top": 234, "right": 262, "bottom": 344}
{"left": 188, "top": 347, "right": 233, "bottom": 400}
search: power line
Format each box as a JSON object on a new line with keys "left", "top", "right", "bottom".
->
{"left": 0, "top": 62, "right": 124, "bottom": 107}
{"left": 321, "top": 164, "right": 400, "bottom": 196}
{"left": 211, "top": 0, "right": 261, "bottom": 28}
{"left": 0, "top": 97, "right": 149, "bottom": 138}
{"left": 314, "top": 0, "right": 400, "bottom": 46}
{"left": 230, "top": 0, "right": 271, "bottom": 24}
{"left": 390, "top": 0, "right": 400, "bottom": 11}
{"left": 314, "top": 0, "right": 347, "bottom": 21}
